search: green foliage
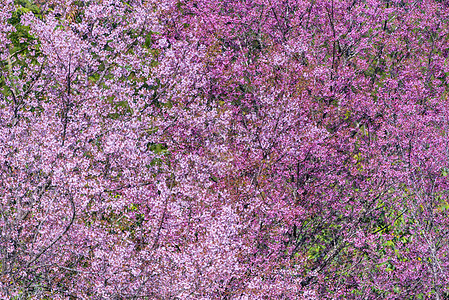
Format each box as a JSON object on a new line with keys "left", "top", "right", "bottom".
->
{"left": 9, "top": 0, "right": 41, "bottom": 49}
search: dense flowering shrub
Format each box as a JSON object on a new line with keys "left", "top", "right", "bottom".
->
{"left": 1, "top": 0, "right": 449, "bottom": 299}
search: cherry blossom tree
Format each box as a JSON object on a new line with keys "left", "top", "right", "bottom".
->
{"left": 1, "top": 0, "right": 449, "bottom": 299}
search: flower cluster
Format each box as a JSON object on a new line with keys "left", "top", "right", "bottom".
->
{"left": 1, "top": 0, "right": 449, "bottom": 299}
